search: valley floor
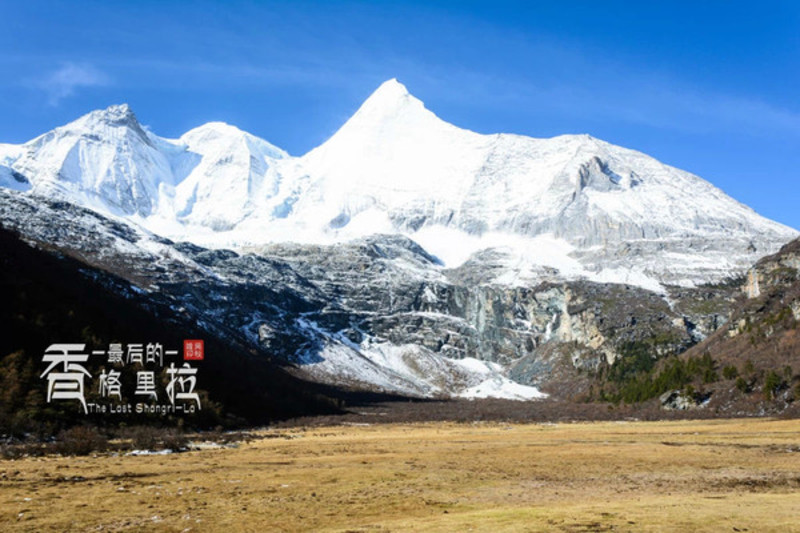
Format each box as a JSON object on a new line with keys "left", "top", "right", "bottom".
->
{"left": 2, "top": 418, "right": 800, "bottom": 532}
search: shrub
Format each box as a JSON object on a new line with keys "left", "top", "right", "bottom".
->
{"left": 764, "top": 370, "right": 784, "bottom": 401}
{"left": 608, "top": 341, "right": 656, "bottom": 383}
{"left": 161, "top": 429, "right": 188, "bottom": 451}
{"left": 1, "top": 442, "right": 50, "bottom": 459}
{"left": 125, "top": 426, "right": 187, "bottom": 451}
{"left": 55, "top": 426, "right": 108, "bottom": 456}
{"left": 722, "top": 365, "right": 739, "bottom": 380}
{"left": 702, "top": 367, "right": 719, "bottom": 384}
{"left": 603, "top": 351, "right": 723, "bottom": 404}
{"left": 735, "top": 377, "right": 750, "bottom": 393}
{"left": 128, "top": 426, "right": 161, "bottom": 450}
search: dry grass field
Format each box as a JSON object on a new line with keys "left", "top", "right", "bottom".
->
{"left": 2, "top": 418, "right": 800, "bottom": 532}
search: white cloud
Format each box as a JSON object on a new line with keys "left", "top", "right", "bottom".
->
{"left": 37, "top": 63, "right": 110, "bottom": 105}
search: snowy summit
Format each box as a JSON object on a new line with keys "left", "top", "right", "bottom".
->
{"left": 0, "top": 79, "right": 796, "bottom": 291}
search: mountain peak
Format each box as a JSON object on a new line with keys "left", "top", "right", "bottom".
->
{"left": 370, "top": 78, "right": 410, "bottom": 100}
{"left": 3, "top": 80, "right": 797, "bottom": 289}
{"left": 89, "top": 103, "right": 139, "bottom": 127}
{"left": 352, "top": 78, "right": 427, "bottom": 122}
{"left": 305, "top": 78, "right": 462, "bottom": 161}
{"left": 102, "top": 102, "right": 133, "bottom": 117}
{"left": 55, "top": 103, "right": 151, "bottom": 143}
{"left": 182, "top": 121, "right": 248, "bottom": 141}
{"left": 180, "top": 121, "right": 288, "bottom": 160}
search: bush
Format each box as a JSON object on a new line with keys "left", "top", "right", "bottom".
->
{"left": 602, "top": 350, "right": 722, "bottom": 404}
{"left": 702, "top": 367, "right": 719, "bottom": 384}
{"left": 1, "top": 441, "right": 50, "bottom": 459}
{"left": 125, "top": 426, "right": 187, "bottom": 450}
{"left": 722, "top": 365, "right": 739, "bottom": 380}
{"left": 764, "top": 370, "right": 784, "bottom": 401}
{"left": 608, "top": 341, "right": 656, "bottom": 383}
{"left": 735, "top": 377, "right": 750, "bottom": 393}
{"left": 161, "top": 429, "right": 188, "bottom": 451}
{"left": 128, "top": 426, "right": 161, "bottom": 450}
{"left": 55, "top": 426, "right": 108, "bottom": 456}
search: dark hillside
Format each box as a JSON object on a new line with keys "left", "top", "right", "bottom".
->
{"left": 0, "top": 226, "right": 343, "bottom": 436}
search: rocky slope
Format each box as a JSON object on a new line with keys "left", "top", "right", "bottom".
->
{"left": 676, "top": 237, "right": 800, "bottom": 412}
{"left": 583, "top": 237, "right": 800, "bottom": 415}
{"left": 697, "top": 236, "right": 800, "bottom": 370}
{"left": 0, "top": 190, "right": 543, "bottom": 398}
{"left": 0, "top": 223, "right": 347, "bottom": 434}
{"left": 0, "top": 186, "right": 745, "bottom": 400}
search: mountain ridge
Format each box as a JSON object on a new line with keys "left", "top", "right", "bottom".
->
{"left": 0, "top": 79, "right": 796, "bottom": 291}
{"left": 0, "top": 77, "right": 797, "bottom": 403}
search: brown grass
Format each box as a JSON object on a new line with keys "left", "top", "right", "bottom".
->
{"left": 2, "top": 419, "right": 800, "bottom": 531}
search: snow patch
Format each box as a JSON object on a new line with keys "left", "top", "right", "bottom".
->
{"left": 457, "top": 376, "right": 548, "bottom": 401}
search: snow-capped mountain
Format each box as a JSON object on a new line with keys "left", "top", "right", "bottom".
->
{"left": 168, "top": 122, "right": 288, "bottom": 230}
{"left": 1, "top": 78, "right": 798, "bottom": 401}
{"left": 1, "top": 79, "right": 795, "bottom": 291}
{"left": 7, "top": 104, "right": 174, "bottom": 216}
{"left": 0, "top": 104, "right": 289, "bottom": 231}
{"left": 298, "top": 78, "right": 752, "bottom": 246}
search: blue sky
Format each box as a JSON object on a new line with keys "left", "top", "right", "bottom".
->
{"left": 2, "top": 0, "right": 799, "bottom": 229}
